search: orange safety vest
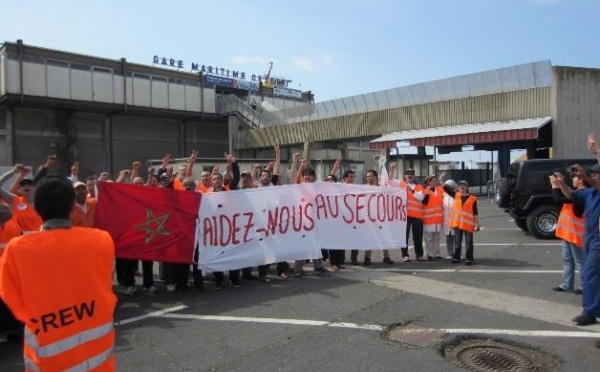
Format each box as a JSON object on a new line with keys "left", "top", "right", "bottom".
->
{"left": 70, "top": 198, "right": 97, "bottom": 228}
{"left": 555, "top": 203, "right": 585, "bottom": 248}
{"left": 423, "top": 187, "right": 444, "bottom": 226}
{"left": 399, "top": 181, "right": 424, "bottom": 219}
{"left": 172, "top": 177, "right": 184, "bottom": 191}
{"left": 0, "top": 227, "right": 117, "bottom": 372}
{"left": 450, "top": 193, "right": 477, "bottom": 233}
{"left": 13, "top": 196, "right": 43, "bottom": 233}
{"left": 198, "top": 183, "right": 212, "bottom": 193}
{"left": 0, "top": 217, "right": 22, "bottom": 258}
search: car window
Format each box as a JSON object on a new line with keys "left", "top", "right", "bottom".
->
{"left": 519, "top": 162, "right": 560, "bottom": 190}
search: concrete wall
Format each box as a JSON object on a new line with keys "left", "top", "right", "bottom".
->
{"left": 2, "top": 107, "right": 229, "bottom": 178}
{"left": 552, "top": 66, "right": 600, "bottom": 158}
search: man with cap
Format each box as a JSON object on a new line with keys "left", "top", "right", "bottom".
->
{"left": 389, "top": 164, "right": 426, "bottom": 262}
{"left": 70, "top": 181, "right": 97, "bottom": 227}
{"left": 0, "top": 164, "right": 43, "bottom": 234}
{"left": 557, "top": 163, "right": 600, "bottom": 326}
{"left": 449, "top": 181, "right": 479, "bottom": 265}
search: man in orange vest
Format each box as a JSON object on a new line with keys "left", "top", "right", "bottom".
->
{"left": 0, "top": 175, "right": 117, "bottom": 371}
{"left": 0, "top": 164, "right": 43, "bottom": 234}
{"left": 70, "top": 181, "right": 97, "bottom": 227}
{"left": 422, "top": 176, "right": 444, "bottom": 260}
{"left": 390, "top": 165, "right": 426, "bottom": 262}
{"left": 449, "top": 180, "right": 479, "bottom": 265}
{"left": 0, "top": 203, "right": 22, "bottom": 342}
{"left": 550, "top": 173, "right": 587, "bottom": 294}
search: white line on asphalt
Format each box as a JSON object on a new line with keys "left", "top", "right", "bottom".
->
{"left": 158, "top": 313, "right": 386, "bottom": 331}
{"left": 115, "top": 305, "right": 188, "bottom": 326}
{"left": 405, "top": 243, "right": 562, "bottom": 247}
{"left": 479, "top": 228, "right": 521, "bottom": 230}
{"left": 371, "top": 275, "right": 584, "bottom": 329}
{"left": 381, "top": 269, "right": 562, "bottom": 274}
{"left": 154, "top": 313, "right": 600, "bottom": 339}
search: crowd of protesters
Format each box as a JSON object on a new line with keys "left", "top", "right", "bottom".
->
{"left": 1, "top": 132, "right": 599, "bottom": 336}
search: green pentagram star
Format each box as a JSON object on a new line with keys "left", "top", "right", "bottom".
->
{"left": 134, "top": 209, "right": 170, "bottom": 244}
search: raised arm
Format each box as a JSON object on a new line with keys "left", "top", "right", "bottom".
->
{"left": 330, "top": 158, "right": 341, "bottom": 178}
{"left": 131, "top": 161, "right": 142, "bottom": 182}
{"left": 9, "top": 166, "right": 29, "bottom": 195}
{"left": 0, "top": 165, "right": 26, "bottom": 205}
{"left": 185, "top": 150, "right": 197, "bottom": 178}
{"left": 555, "top": 172, "right": 573, "bottom": 199}
{"left": 289, "top": 152, "right": 300, "bottom": 185}
{"left": 273, "top": 145, "right": 281, "bottom": 176}
{"left": 588, "top": 133, "right": 600, "bottom": 163}
{"left": 69, "top": 161, "right": 80, "bottom": 183}
{"left": 146, "top": 167, "right": 155, "bottom": 186}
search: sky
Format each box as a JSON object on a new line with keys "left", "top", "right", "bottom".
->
{"left": 1, "top": 0, "right": 599, "bottom": 163}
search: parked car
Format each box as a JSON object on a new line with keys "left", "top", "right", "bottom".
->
{"left": 496, "top": 158, "right": 597, "bottom": 239}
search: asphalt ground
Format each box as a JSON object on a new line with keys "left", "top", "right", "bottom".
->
{"left": 2, "top": 201, "right": 600, "bottom": 371}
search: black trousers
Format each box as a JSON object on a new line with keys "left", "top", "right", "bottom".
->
{"left": 121, "top": 259, "right": 138, "bottom": 287}
{"left": 142, "top": 260, "right": 154, "bottom": 288}
{"left": 214, "top": 270, "right": 240, "bottom": 286}
{"left": 401, "top": 217, "right": 424, "bottom": 258}
{"left": 329, "top": 249, "right": 346, "bottom": 266}
{"left": 453, "top": 228, "right": 474, "bottom": 262}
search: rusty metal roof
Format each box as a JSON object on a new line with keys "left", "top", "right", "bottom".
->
{"left": 370, "top": 117, "right": 552, "bottom": 149}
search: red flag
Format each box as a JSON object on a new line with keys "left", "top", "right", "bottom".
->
{"left": 94, "top": 182, "right": 201, "bottom": 264}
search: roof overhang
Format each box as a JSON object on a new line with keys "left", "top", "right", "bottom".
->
{"left": 370, "top": 117, "right": 552, "bottom": 149}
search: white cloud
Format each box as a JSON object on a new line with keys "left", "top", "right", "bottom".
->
{"left": 293, "top": 53, "right": 340, "bottom": 72}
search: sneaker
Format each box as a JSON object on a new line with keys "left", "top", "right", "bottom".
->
{"left": 465, "top": 261, "right": 473, "bottom": 266}
{"left": 383, "top": 257, "right": 394, "bottom": 265}
{"left": 166, "top": 284, "right": 176, "bottom": 292}
{"left": 337, "top": 264, "right": 346, "bottom": 270}
{"left": 315, "top": 267, "right": 329, "bottom": 273}
{"left": 427, "top": 256, "right": 435, "bottom": 262}
{"left": 278, "top": 272, "right": 288, "bottom": 279}
{"left": 416, "top": 256, "right": 426, "bottom": 262}
{"left": 434, "top": 256, "right": 443, "bottom": 259}
{"left": 125, "top": 286, "right": 137, "bottom": 296}
{"left": 142, "top": 286, "right": 158, "bottom": 294}
{"left": 445, "top": 255, "right": 453, "bottom": 260}
{"left": 231, "top": 281, "right": 242, "bottom": 288}
{"left": 574, "top": 289, "right": 583, "bottom": 295}
{"left": 572, "top": 313, "right": 597, "bottom": 326}
{"left": 451, "top": 258, "right": 460, "bottom": 264}
{"left": 553, "top": 286, "right": 569, "bottom": 292}
{"left": 363, "top": 258, "right": 372, "bottom": 266}
{"left": 402, "top": 256, "right": 411, "bottom": 263}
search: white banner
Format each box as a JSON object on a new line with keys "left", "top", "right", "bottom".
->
{"left": 195, "top": 183, "right": 407, "bottom": 272}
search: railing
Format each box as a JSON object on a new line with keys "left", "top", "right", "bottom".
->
{"left": 216, "top": 95, "right": 262, "bottom": 128}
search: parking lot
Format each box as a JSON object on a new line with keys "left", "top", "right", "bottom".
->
{"left": 2, "top": 201, "right": 600, "bottom": 371}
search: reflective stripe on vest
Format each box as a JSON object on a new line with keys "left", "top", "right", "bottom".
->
{"left": 450, "top": 194, "right": 476, "bottom": 233}
{"left": 556, "top": 204, "right": 584, "bottom": 247}
{"left": 423, "top": 187, "right": 444, "bottom": 225}
{"left": 25, "top": 322, "right": 113, "bottom": 358}
{"left": 25, "top": 346, "right": 113, "bottom": 372}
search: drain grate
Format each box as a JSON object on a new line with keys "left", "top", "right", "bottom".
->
{"left": 444, "top": 338, "right": 558, "bottom": 372}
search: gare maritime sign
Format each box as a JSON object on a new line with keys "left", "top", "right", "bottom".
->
{"left": 152, "top": 55, "right": 292, "bottom": 88}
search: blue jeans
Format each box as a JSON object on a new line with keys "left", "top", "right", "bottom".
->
{"left": 559, "top": 240, "right": 584, "bottom": 291}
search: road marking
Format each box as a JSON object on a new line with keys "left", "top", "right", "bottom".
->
{"left": 158, "top": 313, "right": 385, "bottom": 331}
{"left": 381, "top": 269, "right": 562, "bottom": 274}
{"left": 479, "top": 227, "right": 521, "bottom": 231}
{"left": 153, "top": 313, "right": 600, "bottom": 339}
{"left": 404, "top": 243, "right": 562, "bottom": 247}
{"left": 371, "top": 275, "right": 585, "bottom": 329}
{"left": 115, "top": 305, "right": 188, "bottom": 326}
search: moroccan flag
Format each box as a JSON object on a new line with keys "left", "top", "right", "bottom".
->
{"left": 94, "top": 182, "right": 201, "bottom": 264}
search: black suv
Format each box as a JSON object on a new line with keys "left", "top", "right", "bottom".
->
{"left": 496, "top": 158, "right": 597, "bottom": 239}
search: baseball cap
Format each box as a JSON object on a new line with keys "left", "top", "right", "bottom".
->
{"left": 73, "top": 181, "right": 87, "bottom": 189}
{"left": 444, "top": 180, "right": 457, "bottom": 189}
{"left": 404, "top": 168, "right": 415, "bottom": 175}
{"left": 160, "top": 173, "right": 170, "bottom": 179}
{"left": 241, "top": 171, "right": 252, "bottom": 177}
{"left": 457, "top": 180, "right": 469, "bottom": 187}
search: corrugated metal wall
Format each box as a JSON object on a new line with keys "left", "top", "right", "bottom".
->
{"left": 234, "top": 87, "right": 552, "bottom": 149}
{"left": 552, "top": 66, "right": 600, "bottom": 158}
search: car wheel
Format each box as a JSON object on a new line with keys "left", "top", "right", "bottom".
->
{"left": 526, "top": 205, "right": 559, "bottom": 239}
{"left": 496, "top": 178, "right": 510, "bottom": 208}
{"left": 515, "top": 218, "right": 529, "bottom": 232}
